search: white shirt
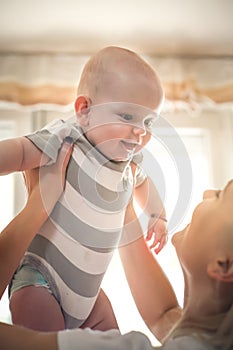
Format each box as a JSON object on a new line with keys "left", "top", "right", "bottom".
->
{"left": 58, "top": 328, "right": 214, "bottom": 350}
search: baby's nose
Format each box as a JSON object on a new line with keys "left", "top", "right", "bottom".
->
{"left": 132, "top": 125, "right": 146, "bottom": 136}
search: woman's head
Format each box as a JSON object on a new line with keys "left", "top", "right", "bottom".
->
{"left": 171, "top": 180, "right": 233, "bottom": 349}
{"left": 172, "top": 180, "right": 233, "bottom": 287}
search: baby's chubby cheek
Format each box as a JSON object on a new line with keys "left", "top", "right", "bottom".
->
{"left": 141, "top": 132, "right": 151, "bottom": 146}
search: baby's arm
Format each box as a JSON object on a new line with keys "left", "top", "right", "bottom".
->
{"left": 0, "top": 136, "right": 50, "bottom": 175}
{"left": 119, "top": 201, "right": 181, "bottom": 342}
{"left": 133, "top": 174, "right": 167, "bottom": 254}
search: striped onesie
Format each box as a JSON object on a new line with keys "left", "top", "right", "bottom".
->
{"left": 13, "top": 117, "right": 146, "bottom": 329}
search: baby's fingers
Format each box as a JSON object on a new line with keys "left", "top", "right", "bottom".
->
{"left": 154, "top": 234, "right": 167, "bottom": 255}
{"left": 149, "top": 234, "right": 160, "bottom": 251}
{"left": 148, "top": 230, "right": 167, "bottom": 254}
{"left": 145, "top": 227, "right": 153, "bottom": 241}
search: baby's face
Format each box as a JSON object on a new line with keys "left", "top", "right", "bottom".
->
{"left": 84, "top": 71, "right": 163, "bottom": 161}
{"left": 78, "top": 66, "right": 164, "bottom": 161}
{"left": 83, "top": 102, "right": 159, "bottom": 161}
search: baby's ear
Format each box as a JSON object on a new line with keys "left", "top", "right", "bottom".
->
{"left": 74, "top": 96, "right": 91, "bottom": 127}
{"left": 207, "top": 257, "right": 233, "bottom": 282}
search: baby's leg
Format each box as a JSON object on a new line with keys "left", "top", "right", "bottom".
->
{"left": 80, "top": 289, "right": 119, "bottom": 331}
{"left": 10, "top": 285, "right": 65, "bottom": 331}
{"left": 9, "top": 264, "right": 64, "bottom": 331}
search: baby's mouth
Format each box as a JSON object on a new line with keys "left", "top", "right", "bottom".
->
{"left": 121, "top": 140, "right": 140, "bottom": 151}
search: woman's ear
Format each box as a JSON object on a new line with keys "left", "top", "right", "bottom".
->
{"left": 207, "top": 257, "right": 233, "bottom": 282}
{"left": 74, "top": 96, "right": 91, "bottom": 127}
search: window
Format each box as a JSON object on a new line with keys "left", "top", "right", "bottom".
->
{"left": 0, "top": 121, "right": 15, "bottom": 231}
{"left": 0, "top": 110, "right": 32, "bottom": 323}
{"left": 102, "top": 126, "right": 212, "bottom": 345}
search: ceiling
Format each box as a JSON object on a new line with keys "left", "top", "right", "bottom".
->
{"left": 0, "top": 0, "right": 233, "bottom": 57}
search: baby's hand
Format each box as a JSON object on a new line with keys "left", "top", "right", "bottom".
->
{"left": 145, "top": 214, "right": 167, "bottom": 254}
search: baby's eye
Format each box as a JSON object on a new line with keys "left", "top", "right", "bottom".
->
{"left": 119, "top": 113, "right": 133, "bottom": 121}
{"left": 215, "top": 190, "right": 221, "bottom": 198}
{"left": 144, "top": 118, "right": 154, "bottom": 129}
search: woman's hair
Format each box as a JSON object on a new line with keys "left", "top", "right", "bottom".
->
{"left": 165, "top": 301, "right": 233, "bottom": 349}
{"left": 212, "top": 303, "right": 233, "bottom": 349}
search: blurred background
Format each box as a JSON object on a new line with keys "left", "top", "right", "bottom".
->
{"left": 0, "top": 0, "right": 233, "bottom": 346}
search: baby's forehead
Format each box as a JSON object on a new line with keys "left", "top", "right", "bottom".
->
{"left": 109, "top": 102, "right": 157, "bottom": 117}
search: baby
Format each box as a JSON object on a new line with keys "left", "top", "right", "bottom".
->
{"left": 0, "top": 46, "right": 167, "bottom": 331}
